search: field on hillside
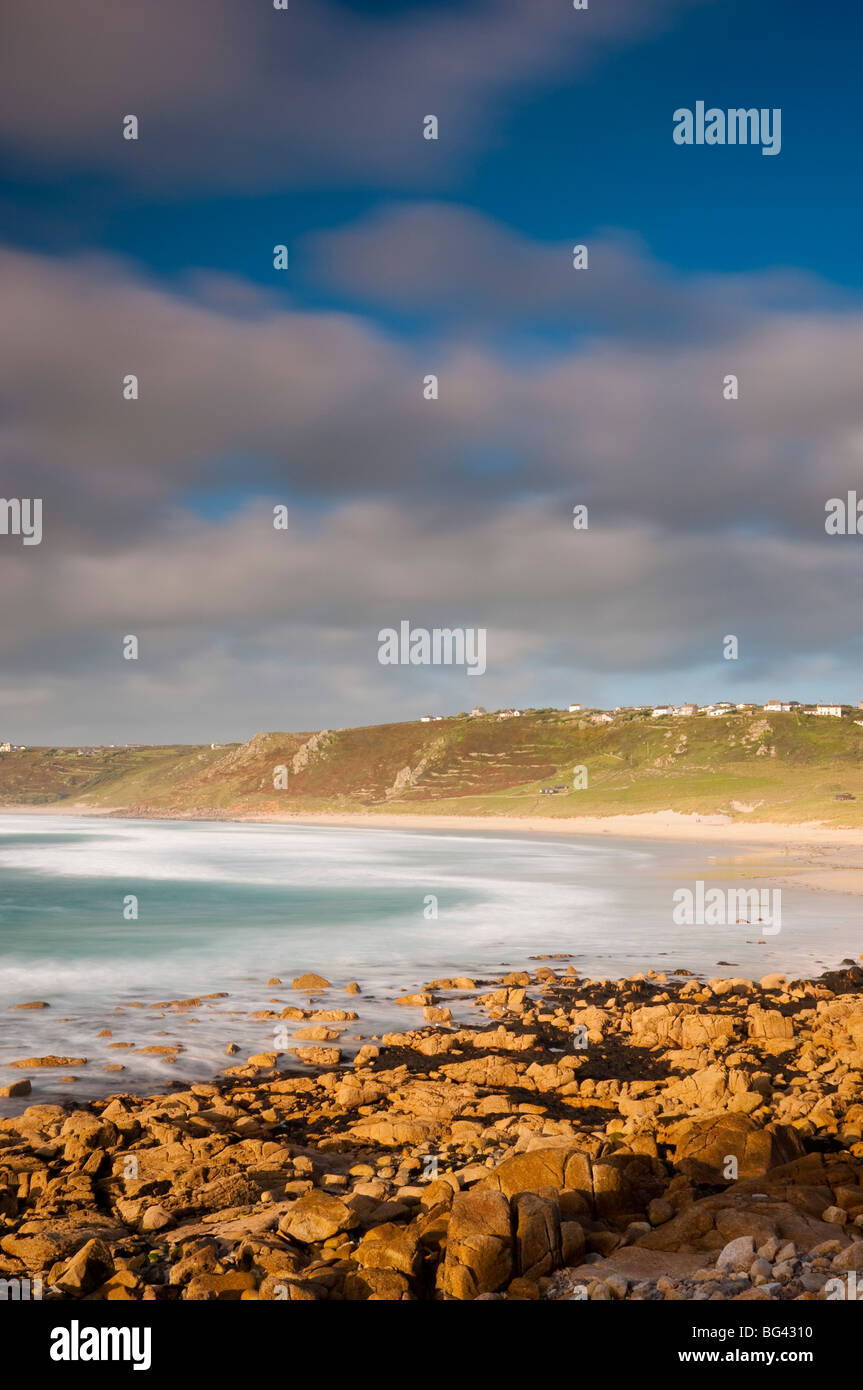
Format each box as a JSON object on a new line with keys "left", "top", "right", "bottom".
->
{"left": 2, "top": 710, "right": 863, "bottom": 825}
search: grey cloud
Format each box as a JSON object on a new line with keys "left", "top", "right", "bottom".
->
{"left": 1, "top": 500, "right": 862, "bottom": 742}
{"left": 309, "top": 202, "right": 843, "bottom": 338}
{"left": 1, "top": 241, "right": 862, "bottom": 554}
{"left": 0, "top": 0, "right": 708, "bottom": 190}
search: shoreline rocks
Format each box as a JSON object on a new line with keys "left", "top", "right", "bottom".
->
{"left": 1, "top": 957, "right": 863, "bottom": 1301}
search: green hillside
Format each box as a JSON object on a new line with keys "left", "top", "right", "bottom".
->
{"left": 2, "top": 708, "right": 863, "bottom": 825}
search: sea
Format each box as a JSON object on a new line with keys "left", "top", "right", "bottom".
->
{"left": 0, "top": 815, "right": 858, "bottom": 1110}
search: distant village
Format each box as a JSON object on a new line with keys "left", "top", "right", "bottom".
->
{"left": 3, "top": 699, "right": 862, "bottom": 755}
{"left": 0, "top": 742, "right": 155, "bottom": 754}
{"left": 418, "top": 699, "right": 863, "bottom": 724}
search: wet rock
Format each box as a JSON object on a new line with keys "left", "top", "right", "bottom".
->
{"left": 0, "top": 1079, "right": 31, "bottom": 1098}
{"left": 9, "top": 1056, "right": 87, "bottom": 1068}
{"left": 290, "top": 1047, "right": 341, "bottom": 1067}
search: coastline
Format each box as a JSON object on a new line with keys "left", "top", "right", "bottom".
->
{"left": 2, "top": 956, "right": 862, "bottom": 1303}
{"left": 5, "top": 802, "right": 863, "bottom": 896}
{"left": 5, "top": 800, "right": 863, "bottom": 844}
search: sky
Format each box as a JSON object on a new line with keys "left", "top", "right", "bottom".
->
{"left": 1, "top": 0, "right": 863, "bottom": 743}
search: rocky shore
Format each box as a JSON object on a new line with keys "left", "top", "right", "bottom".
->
{"left": 2, "top": 957, "right": 863, "bottom": 1301}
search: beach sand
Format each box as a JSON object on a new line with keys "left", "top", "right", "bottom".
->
{"left": 5, "top": 802, "right": 863, "bottom": 894}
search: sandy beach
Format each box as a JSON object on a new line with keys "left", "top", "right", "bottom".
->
{"left": 4, "top": 801, "right": 863, "bottom": 844}
{"left": 6, "top": 802, "right": 863, "bottom": 897}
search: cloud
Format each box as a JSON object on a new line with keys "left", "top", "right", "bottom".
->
{"left": 1, "top": 236, "right": 862, "bottom": 552}
{"left": 3, "top": 227, "right": 863, "bottom": 738}
{"left": 308, "top": 201, "right": 843, "bottom": 338}
{"left": 1, "top": 498, "right": 862, "bottom": 742}
{"left": 0, "top": 0, "right": 710, "bottom": 189}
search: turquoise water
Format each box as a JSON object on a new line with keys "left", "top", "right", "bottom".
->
{"left": 0, "top": 815, "right": 858, "bottom": 1108}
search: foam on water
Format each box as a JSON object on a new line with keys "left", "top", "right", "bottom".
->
{"left": 0, "top": 815, "right": 857, "bottom": 1108}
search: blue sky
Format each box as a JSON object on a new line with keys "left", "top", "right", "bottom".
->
{"left": 5, "top": 0, "right": 862, "bottom": 286}
{"left": 1, "top": 0, "right": 862, "bottom": 741}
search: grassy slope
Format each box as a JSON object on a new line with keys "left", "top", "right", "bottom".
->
{"left": 2, "top": 710, "right": 863, "bottom": 825}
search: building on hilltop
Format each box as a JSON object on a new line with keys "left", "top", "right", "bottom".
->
{"left": 815, "top": 704, "right": 842, "bottom": 717}
{"left": 470, "top": 706, "right": 487, "bottom": 717}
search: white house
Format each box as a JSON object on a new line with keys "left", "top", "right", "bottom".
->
{"left": 673, "top": 704, "right": 697, "bottom": 716}
{"left": 763, "top": 699, "right": 784, "bottom": 712}
{"left": 420, "top": 716, "right": 432, "bottom": 723}
{"left": 592, "top": 712, "right": 614, "bottom": 724}
{"left": 651, "top": 706, "right": 673, "bottom": 717}
{"left": 568, "top": 703, "right": 582, "bottom": 713}
{"left": 0, "top": 741, "right": 10, "bottom": 753}
{"left": 470, "top": 706, "right": 487, "bottom": 717}
{"left": 815, "top": 704, "right": 842, "bottom": 717}
{"left": 497, "top": 708, "right": 522, "bottom": 720}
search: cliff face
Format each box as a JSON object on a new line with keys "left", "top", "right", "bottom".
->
{"left": 0, "top": 710, "right": 862, "bottom": 824}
